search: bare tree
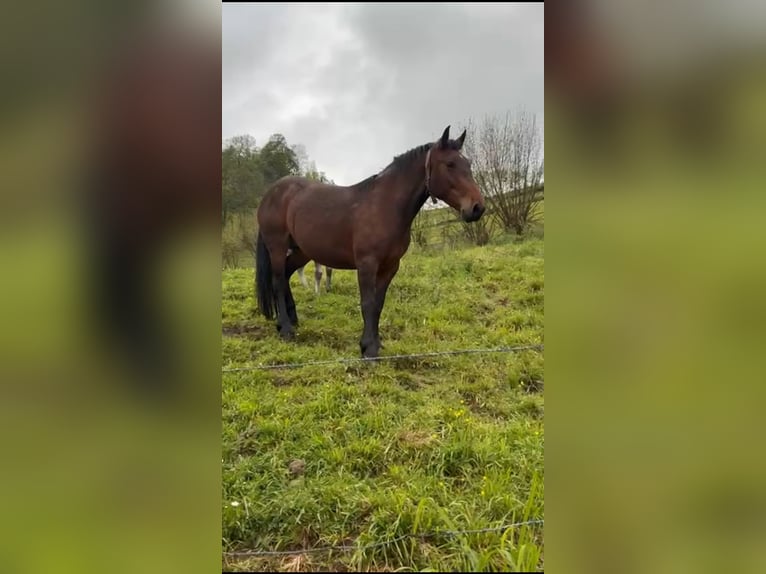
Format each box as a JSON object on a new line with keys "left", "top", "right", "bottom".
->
{"left": 463, "top": 109, "right": 544, "bottom": 235}
{"left": 411, "top": 210, "right": 429, "bottom": 248}
{"left": 460, "top": 212, "right": 496, "bottom": 246}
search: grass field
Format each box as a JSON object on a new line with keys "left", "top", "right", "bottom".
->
{"left": 222, "top": 212, "right": 544, "bottom": 572}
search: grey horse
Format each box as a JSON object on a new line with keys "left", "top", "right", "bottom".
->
{"left": 296, "top": 262, "right": 333, "bottom": 294}
{"left": 287, "top": 247, "right": 332, "bottom": 294}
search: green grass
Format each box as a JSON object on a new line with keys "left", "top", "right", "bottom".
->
{"left": 222, "top": 232, "right": 544, "bottom": 572}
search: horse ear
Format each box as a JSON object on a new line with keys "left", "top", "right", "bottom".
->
{"left": 439, "top": 125, "right": 451, "bottom": 148}
{"left": 456, "top": 129, "right": 466, "bottom": 149}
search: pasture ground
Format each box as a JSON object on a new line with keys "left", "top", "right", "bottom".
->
{"left": 222, "top": 215, "right": 544, "bottom": 572}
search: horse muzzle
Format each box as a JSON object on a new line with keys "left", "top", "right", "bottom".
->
{"left": 461, "top": 202, "right": 485, "bottom": 223}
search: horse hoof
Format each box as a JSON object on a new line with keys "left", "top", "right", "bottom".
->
{"left": 279, "top": 327, "right": 295, "bottom": 341}
{"left": 361, "top": 343, "right": 380, "bottom": 359}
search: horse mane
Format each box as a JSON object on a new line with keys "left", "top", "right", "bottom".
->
{"left": 351, "top": 138, "right": 463, "bottom": 192}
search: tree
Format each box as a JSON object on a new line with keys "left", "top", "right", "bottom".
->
{"left": 222, "top": 135, "right": 263, "bottom": 225}
{"left": 258, "top": 134, "right": 300, "bottom": 185}
{"left": 226, "top": 134, "right": 257, "bottom": 158}
{"left": 291, "top": 143, "right": 311, "bottom": 175}
{"left": 463, "top": 109, "right": 544, "bottom": 235}
{"left": 304, "top": 160, "right": 334, "bottom": 184}
{"left": 221, "top": 133, "right": 334, "bottom": 229}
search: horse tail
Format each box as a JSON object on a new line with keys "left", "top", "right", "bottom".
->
{"left": 255, "top": 231, "right": 275, "bottom": 319}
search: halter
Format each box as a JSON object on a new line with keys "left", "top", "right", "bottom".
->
{"left": 424, "top": 147, "right": 437, "bottom": 204}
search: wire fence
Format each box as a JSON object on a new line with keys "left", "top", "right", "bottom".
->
{"left": 223, "top": 518, "right": 544, "bottom": 558}
{"left": 223, "top": 342, "right": 544, "bottom": 559}
{"left": 222, "top": 343, "right": 543, "bottom": 373}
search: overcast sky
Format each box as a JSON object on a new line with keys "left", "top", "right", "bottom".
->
{"left": 223, "top": 2, "right": 543, "bottom": 185}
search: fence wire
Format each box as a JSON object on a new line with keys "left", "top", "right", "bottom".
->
{"left": 223, "top": 518, "right": 544, "bottom": 558}
{"left": 222, "top": 343, "right": 543, "bottom": 373}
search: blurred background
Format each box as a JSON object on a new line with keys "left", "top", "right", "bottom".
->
{"left": 0, "top": 1, "right": 221, "bottom": 573}
{"left": 546, "top": 0, "right": 766, "bottom": 573}
{"left": 2, "top": 0, "right": 766, "bottom": 572}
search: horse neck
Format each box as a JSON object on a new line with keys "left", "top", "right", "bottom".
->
{"left": 375, "top": 153, "right": 430, "bottom": 227}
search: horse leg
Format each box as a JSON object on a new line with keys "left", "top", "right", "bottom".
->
{"left": 357, "top": 259, "right": 380, "bottom": 358}
{"left": 326, "top": 267, "right": 333, "bottom": 292}
{"left": 272, "top": 268, "right": 293, "bottom": 339}
{"left": 314, "top": 263, "right": 322, "bottom": 295}
{"left": 284, "top": 279, "right": 298, "bottom": 327}
{"left": 262, "top": 236, "right": 294, "bottom": 338}
{"left": 370, "top": 261, "right": 400, "bottom": 352}
{"left": 285, "top": 249, "right": 310, "bottom": 326}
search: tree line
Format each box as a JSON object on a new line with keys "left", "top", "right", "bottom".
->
{"left": 222, "top": 133, "right": 332, "bottom": 225}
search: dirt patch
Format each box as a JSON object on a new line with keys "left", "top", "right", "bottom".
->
{"left": 223, "top": 323, "right": 269, "bottom": 338}
{"left": 395, "top": 372, "right": 423, "bottom": 390}
{"left": 397, "top": 430, "right": 434, "bottom": 448}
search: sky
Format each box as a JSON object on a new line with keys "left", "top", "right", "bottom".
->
{"left": 223, "top": 2, "right": 543, "bottom": 186}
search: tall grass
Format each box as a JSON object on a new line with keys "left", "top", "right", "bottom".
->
{"left": 222, "top": 224, "right": 544, "bottom": 572}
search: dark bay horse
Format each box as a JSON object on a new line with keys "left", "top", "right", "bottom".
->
{"left": 255, "top": 125, "right": 485, "bottom": 358}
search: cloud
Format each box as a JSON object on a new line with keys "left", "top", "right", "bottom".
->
{"left": 223, "top": 2, "right": 543, "bottom": 184}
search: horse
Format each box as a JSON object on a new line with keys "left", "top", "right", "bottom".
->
{"left": 296, "top": 262, "right": 333, "bottom": 294}
{"left": 85, "top": 30, "right": 220, "bottom": 396}
{"left": 255, "top": 125, "right": 485, "bottom": 358}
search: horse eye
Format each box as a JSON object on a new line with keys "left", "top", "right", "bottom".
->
{"left": 446, "top": 161, "right": 456, "bottom": 169}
